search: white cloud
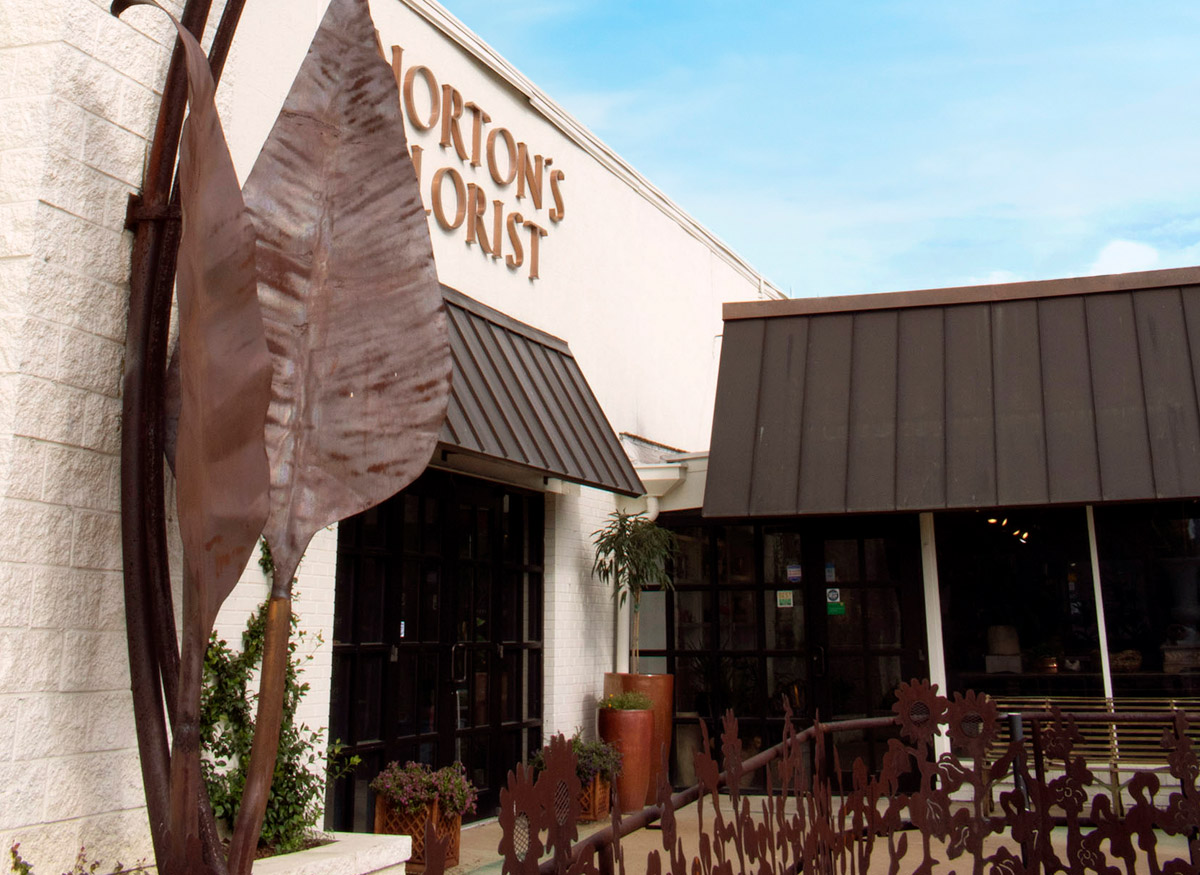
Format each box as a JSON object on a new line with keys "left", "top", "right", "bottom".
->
{"left": 1087, "top": 240, "right": 1160, "bottom": 276}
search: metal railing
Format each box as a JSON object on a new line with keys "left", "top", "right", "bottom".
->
{"left": 434, "top": 682, "right": 1200, "bottom": 874}
{"left": 544, "top": 715, "right": 898, "bottom": 875}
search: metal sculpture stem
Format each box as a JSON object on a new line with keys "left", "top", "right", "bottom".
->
{"left": 120, "top": 0, "right": 247, "bottom": 871}
{"left": 227, "top": 590, "right": 293, "bottom": 875}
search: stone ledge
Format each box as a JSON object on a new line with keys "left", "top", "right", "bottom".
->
{"left": 252, "top": 833, "right": 412, "bottom": 875}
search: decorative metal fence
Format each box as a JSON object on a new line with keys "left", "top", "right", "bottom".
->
{"left": 420, "top": 681, "right": 1200, "bottom": 874}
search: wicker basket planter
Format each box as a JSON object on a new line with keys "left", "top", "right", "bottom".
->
{"left": 578, "top": 775, "right": 611, "bottom": 823}
{"left": 374, "top": 795, "right": 461, "bottom": 872}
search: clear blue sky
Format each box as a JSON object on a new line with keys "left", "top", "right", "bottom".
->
{"left": 437, "top": 0, "right": 1200, "bottom": 298}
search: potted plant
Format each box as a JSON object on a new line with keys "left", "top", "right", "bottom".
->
{"left": 531, "top": 731, "right": 622, "bottom": 822}
{"left": 593, "top": 510, "right": 677, "bottom": 804}
{"left": 371, "top": 761, "right": 477, "bottom": 871}
{"left": 597, "top": 690, "right": 654, "bottom": 814}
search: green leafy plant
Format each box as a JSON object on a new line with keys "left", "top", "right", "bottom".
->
{"left": 598, "top": 690, "right": 653, "bottom": 711}
{"left": 200, "top": 542, "right": 358, "bottom": 854}
{"left": 529, "top": 732, "right": 622, "bottom": 783}
{"left": 370, "top": 761, "right": 478, "bottom": 817}
{"left": 592, "top": 511, "right": 676, "bottom": 673}
{"left": 9, "top": 844, "right": 144, "bottom": 875}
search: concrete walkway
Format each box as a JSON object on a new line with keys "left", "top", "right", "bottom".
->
{"left": 448, "top": 798, "right": 1194, "bottom": 874}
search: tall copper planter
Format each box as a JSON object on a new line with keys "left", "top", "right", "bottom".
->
{"left": 605, "top": 672, "right": 673, "bottom": 804}
{"left": 597, "top": 707, "right": 653, "bottom": 814}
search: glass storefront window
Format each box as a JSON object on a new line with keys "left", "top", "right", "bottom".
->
{"left": 936, "top": 508, "right": 1102, "bottom": 698}
{"left": 1094, "top": 501, "right": 1200, "bottom": 697}
{"left": 826, "top": 587, "right": 864, "bottom": 648}
{"left": 675, "top": 590, "right": 711, "bottom": 650}
{"left": 672, "top": 526, "right": 707, "bottom": 587}
{"left": 659, "top": 512, "right": 924, "bottom": 787}
{"left": 674, "top": 652, "right": 708, "bottom": 716}
{"left": 825, "top": 539, "right": 859, "bottom": 583}
{"left": 638, "top": 589, "right": 667, "bottom": 650}
{"left": 866, "top": 589, "right": 902, "bottom": 648}
{"left": 763, "top": 529, "right": 802, "bottom": 586}
{"left": 765, "top": 655, "right": 807, "bottom": 716}
{"left": 765, "top": 591, "right": 805, "bottom": 649}
{"left": 718, "top": 525, "right": 756, "bottom": 587}
{"left": 718, "top": 590, "right": 757, "bottom": 650}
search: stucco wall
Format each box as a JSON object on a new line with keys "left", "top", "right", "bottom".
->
{"left": 219, "top": 0, "right": 776, "bottom": 453}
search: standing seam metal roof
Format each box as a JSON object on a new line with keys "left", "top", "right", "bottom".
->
{"left": 438, "top": 285, "right": 643, "bottom": 496}
{"left": 704, "top": 267, "right": 1200, "bottom": 517}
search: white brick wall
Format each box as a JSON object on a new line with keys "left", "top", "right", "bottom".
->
{"left": 543, "top": 488, "right": 618, "bottom": 743}
{"left": 0, "top": 0, "right": 179, "bottom": 868}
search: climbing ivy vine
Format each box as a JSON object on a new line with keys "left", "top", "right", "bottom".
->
{"left": 200, "top": 541, "right": 357, "bottom": 853}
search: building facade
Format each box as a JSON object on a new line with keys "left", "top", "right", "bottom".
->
{"left": 0, "top": 0, "right": 779, "bottom": 864}
{"left": 639, "top": 268, "right": 1200, "bottom": 780}
{"left": 8, "top": 0, "right": 1197, "bottom": 865}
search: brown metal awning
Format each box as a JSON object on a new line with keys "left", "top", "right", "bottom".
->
{"left": 704, "top": 266, "right": 1200, "bottom": 517}
{"left": 438, "top": 285, "right": 642, "bottom": 496}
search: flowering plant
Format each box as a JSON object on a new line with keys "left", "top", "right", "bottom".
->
{"left": 598, "top": 690, "right": 652, "bottom": 711}
{"left": 370, "top": 761, "right": 478, "bottom": 817}
{"left": 529, "top": 731, "right": 622, "bottom": 782}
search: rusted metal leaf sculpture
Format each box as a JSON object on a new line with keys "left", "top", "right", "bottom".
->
{"left": 118, "top": 0, "right": 445, "bottom": 867}
{"left": 227, "top": 0, "right": 450, "bottom": 868}
{"left": 112, "top": 2, "right": 272, "bottom": 873}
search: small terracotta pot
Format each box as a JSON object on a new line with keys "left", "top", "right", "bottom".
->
{"left": 605, "top": 672, "right": 674, "bottom": 804}
{"left": 598, "top": 706, "right": 653, "bottom": 814}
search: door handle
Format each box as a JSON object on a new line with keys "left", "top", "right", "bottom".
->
{"left": 812, "top": 644, "right": 826, "bottom": 677}
{"left": 496, "top": 642, "right": 504, "bottom": 659}
{"left": 450, "top": 642, "right": 466, "bottom": 684}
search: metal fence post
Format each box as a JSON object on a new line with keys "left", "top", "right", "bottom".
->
{"left": 1008, "top": 712, "right": 1030, "bottom": 870}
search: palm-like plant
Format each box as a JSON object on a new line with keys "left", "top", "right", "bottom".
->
{"left": 592, "top": 511, "right": 677, "bottom": 673}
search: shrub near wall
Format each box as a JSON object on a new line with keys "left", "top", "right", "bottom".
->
{"left": 202, "top": 547, "right": 356, "bottom": 854}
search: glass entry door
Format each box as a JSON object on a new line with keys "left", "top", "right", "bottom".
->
{"left": 329, "top": 469, "right": 543, "bottom": 830}
{"left": 438, "top": 480, "right": 543, "bottom": 816}
{"left": 803, "top": 522, "right": 926, "bottom": 774}
{"left": 654, "top": 514, "right": 926, "bottom": 787}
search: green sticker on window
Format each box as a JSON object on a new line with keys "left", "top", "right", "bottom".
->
{"left": 827, "top": 602, "right": 846, "bottom": 616}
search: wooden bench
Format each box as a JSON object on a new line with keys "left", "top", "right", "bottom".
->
{"left": 990, "top": 695, "right": 1200, "bottom": 767}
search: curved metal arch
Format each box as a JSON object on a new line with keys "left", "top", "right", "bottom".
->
{"left": 118, "top": 1, "right": 248, "bottom": 870}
